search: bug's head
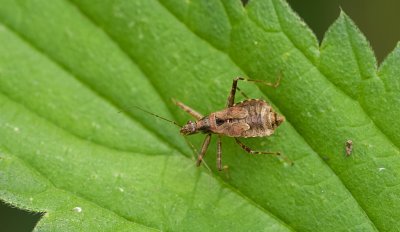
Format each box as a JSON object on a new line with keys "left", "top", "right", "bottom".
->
{"left": 275, "top": 114, "right": 285, "bottom": 127}
{"left": 180, "top": 120, "right": 198, "bottom": 135}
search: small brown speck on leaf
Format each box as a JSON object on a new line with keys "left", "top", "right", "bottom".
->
{"left": 345, "top": 140, "right": 353, "bottom": 156}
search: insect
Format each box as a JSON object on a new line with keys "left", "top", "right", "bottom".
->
{"left": 136, "top": 77, "right": 290, "bottom": 170}
{"left": 345, "top": 139, "right": 353, "bottom": 156}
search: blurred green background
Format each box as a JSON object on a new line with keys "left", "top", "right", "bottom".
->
{"left": 1, "top": 0, "right": 399, "bottom": 231}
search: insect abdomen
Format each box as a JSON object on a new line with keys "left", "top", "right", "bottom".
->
{"left": 236, "top": 99, "right": 284, "bottom": 138}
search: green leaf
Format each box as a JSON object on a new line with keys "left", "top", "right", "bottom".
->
{"left": 0, "top": 0, "right": 399, "bottom": 231}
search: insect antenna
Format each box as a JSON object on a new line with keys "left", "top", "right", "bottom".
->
{"left": 119, "top": 106, "right": 182, "bottom": 128}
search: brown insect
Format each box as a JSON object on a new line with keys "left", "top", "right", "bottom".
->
{"left": 136, "top": 77, "right": 289, "bottom": 170}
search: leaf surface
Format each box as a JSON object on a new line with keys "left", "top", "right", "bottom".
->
{"left": 0, "top": 0, "right": 399, "bottom": 231}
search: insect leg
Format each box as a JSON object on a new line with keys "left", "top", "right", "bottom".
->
{"left": 235, "top": 138, "right": 293, "bottom": 165}
{"left": 226, "top": 78, "right": 240, "bottom": 107}
{"left": 238, "top": 76, "right": 281, "bottom": 88}
{"left": 226, "top": 75, "right": 281, "bottom": 107}
{"left": 196, "top": 134, "right": 212, "bottom": 167}
{"left": 217, "top": 135, "right": 222, "bottom": 171}
{"left": 173, "top": 99, "right": 203, "bottom": 120}
{"left": 235, "top": 138, "right": 279, "bottom": 155}
{"left": 184, "top": 137, "right": 212, "bottom": 173}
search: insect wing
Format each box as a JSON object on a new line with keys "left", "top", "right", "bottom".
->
{"left": 215, "top": 106, "right": 248, "bottom": 120}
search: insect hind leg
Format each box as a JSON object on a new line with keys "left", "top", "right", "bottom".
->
{"left": 234, "top": 138, "right": 293, "bottom": 165}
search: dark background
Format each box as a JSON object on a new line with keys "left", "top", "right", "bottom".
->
{"left": 1, "top": 0, "right": 399, "bottom": 231}
{"left": 287, "top": 0, "right": 400, "bottom": 62}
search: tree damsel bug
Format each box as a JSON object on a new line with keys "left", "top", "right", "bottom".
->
{"left": 134, "top": 77, "right": 292, "bottom": 170}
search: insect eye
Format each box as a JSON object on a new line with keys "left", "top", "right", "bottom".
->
{"left": 216, "top": 118, "right": 224, "bottom": 126}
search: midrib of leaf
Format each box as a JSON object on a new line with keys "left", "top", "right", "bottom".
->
{"left": 2, "top": 149, "right": 158, "bottom": 231}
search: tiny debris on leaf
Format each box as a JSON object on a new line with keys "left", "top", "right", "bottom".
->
{"left": 345, "top": 140, "right": 353, "bottom": 156}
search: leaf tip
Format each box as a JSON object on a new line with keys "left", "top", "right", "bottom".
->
{"left": 337, "top": 8, "right": 351, "bottom": 23}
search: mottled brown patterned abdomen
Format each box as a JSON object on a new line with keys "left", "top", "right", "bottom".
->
{"left": 208, "top": 99, "right": 285, "bottom": 138}
{"left": 236, "top": 99, "right": 284, "bottom": 137}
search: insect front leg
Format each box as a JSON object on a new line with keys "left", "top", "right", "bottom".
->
{"left": 173, "top": 99, "right": 203, "bottom": 120}
{"left": 234, "top": 138, "right": 293, "bottom": 165}
{"left": 196, "top": 134, "right": 212, "bottom": 167}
